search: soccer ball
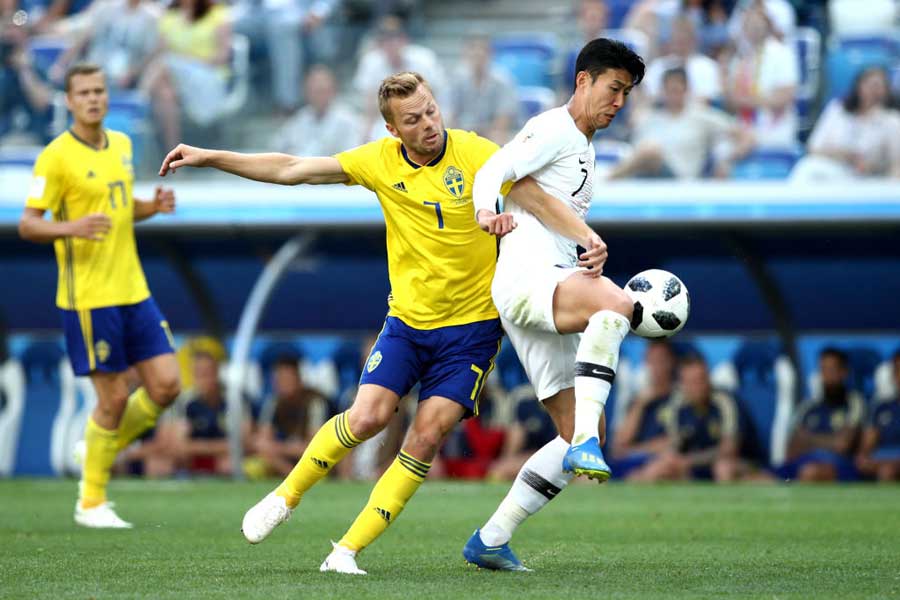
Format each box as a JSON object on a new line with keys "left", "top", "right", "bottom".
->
{"left": 624, "top": 269, "right": 690, "bottom": 338}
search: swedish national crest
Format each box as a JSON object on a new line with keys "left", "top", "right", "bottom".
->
{"left": 443, "top": 166, "right": 464, "bottom": 199}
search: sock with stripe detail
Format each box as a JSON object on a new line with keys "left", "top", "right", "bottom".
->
{"left": 275, "top": 411, "right": 361, "bottom": 508}
{"left": 116, "top": 387, "right": 163, "bottom": 451}
{"left": 338, "top": 450, "right": 430, "bottom": 552}
{"left": 480, "top": 436, "right": 572, "bottom": 546}
{"left": 572, "top": 310, "right": 629, "bottom": 445}
{"left": 80, "top": 417, "right": 120, "bottom": 509}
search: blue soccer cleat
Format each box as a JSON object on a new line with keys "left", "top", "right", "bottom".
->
{"left": 462, "top": 529, "right": 531, "bottom": 572}
{"left": 562, "top": 437, "right": 612, "bottom": 482}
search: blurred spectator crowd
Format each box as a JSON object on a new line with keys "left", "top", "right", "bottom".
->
{"left": 1, "top": 0, "right": 898, "bottom": 179}
{"left": 96, "top": 334, "right": 900, "bottom": 485}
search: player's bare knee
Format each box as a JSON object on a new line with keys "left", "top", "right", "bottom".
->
{"left": 149, "top": 376, "right": 181, "bottom": 406}
{"left": 403, "top": 425, "right": 444, "bottom": 462}
{"left": 347, "top": 406, "right": 393, "bottom": 440}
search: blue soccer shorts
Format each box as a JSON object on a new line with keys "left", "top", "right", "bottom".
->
{"left": 359, "top": 316, "right": 503, "bottom": 416}
{"left": 61, "top": 296, "right": 176, "bottom": 376}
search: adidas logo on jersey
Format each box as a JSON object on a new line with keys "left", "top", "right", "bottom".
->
{"left": 392, "top": 182, "right": 407, "bottom": 192}
{"left": 374, "top": 507, "right": 392, "bottom": 522}
{"left": 311, "top": 457, "right": 329, "bottom": 469}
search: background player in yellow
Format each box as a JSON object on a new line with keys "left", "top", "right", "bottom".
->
{"left": 159, "top": 71, "right": 567, "bottom": 574}
{"left": 19, "top": 64, "right": 182, "bottom": 529}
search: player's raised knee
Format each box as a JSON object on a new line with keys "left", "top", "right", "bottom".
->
{"left": 149, "top": 374, "right": 181, "bottom": 406}
{"left": 605, "top": 283, "right": 634, "bottom": 320}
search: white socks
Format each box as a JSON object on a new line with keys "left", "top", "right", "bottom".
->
{"left": 480, "top": 436, "right": 573, "bottom": 546}
{"left": 572, "top": 310, "right": 629, "bottom": 445}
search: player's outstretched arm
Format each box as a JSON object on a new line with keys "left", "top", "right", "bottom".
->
{"left": 19, "top": 207, "right": 111, "bottom": 243}
{"left": 159, "top": 144, "right": 349, "bottom": 186}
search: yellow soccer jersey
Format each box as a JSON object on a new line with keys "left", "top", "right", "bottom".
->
{"left": 25, "top": 130, "right": 150, "bottom": 310}
{"left": 336, "top": 129, "right": 507, "bottom": 329}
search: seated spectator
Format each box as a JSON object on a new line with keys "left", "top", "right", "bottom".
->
{"left": 723, "top": 2, "right": 798, "bottom": 148}
{"left": 231, "top": 0, "right": 339, "bottom": 114}
{"left": 856, "top": 351, "right": 900, "bottom": 482}
{"left": 352, "top": 15, "right": 446, "bottom": 141}
{"left": 682, "top": 0, "right": 731, "bottom": 58}
{"left": 641, "top": 14, "right": 721, "bottom": 104}
{"left": 140, "top": 0, "right": 231, "bottom": 150}
{"left": 449, "top": 35, "right": 518, "bottom": 144}
{"left": 150, "top": 350, "right": 253, "bottom": 477}
{"left": 487, "top": 388, "right": 558, "bottom": 480}
{"left": 631, "top": 355, "right": 769, "bottom": 482}
{"left": 791, "top": 66, "right": 900, "bottom": 181}
{"left": 249, "top": 354, "right": 329, "bottom": 478}
{"left": 0, "top": 24, "right": 53, "bottom": 143}
{"left": 785, "top": 348, "right": 864, "bottom": 482}
{"left": 727, "top": 0, "right": 796, "bottom": 42}
{"left": 612, "top": 340, "right": 677, "bottom": 478}
{"left": 607, "top": 67, "right": 753, "bottom": 179}
{"left": 49, "top": 0, "right": 160, "bottom": 91}
{"left": 272, "top": 65, "right": 362, "bottom": 156}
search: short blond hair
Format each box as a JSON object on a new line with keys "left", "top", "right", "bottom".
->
{"left": 377, "top": 71, "right": 432, "bottom": 123}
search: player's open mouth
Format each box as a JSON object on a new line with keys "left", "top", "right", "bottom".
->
{"left": 425, "top": 133, "right": 440, "bottom": 143}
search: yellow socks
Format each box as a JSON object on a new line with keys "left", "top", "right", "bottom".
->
{"left": 338, "top": 451, "right": 431, "bottom": 552}
{"left": 80, "top": 417, "right": 119, "bottom": 509}
{"left": 275, "top": 411, "right": 361, "bottom": 508}
{"left": 116, "top": 387, "right": 163, "bottom": 451}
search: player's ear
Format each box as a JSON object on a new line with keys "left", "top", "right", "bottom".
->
{"left": 384, "top": 122, "right": 400, "bottom": 139}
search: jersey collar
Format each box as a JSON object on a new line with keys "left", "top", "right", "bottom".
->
{"left": 68, "top": 128, "right": 109, "bottom": 151}
{"left": 400, "top": 130, "right": 447, "bottom": 169}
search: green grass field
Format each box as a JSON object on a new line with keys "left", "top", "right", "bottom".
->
{"left": 1, "top": 479, "right": 899, "bottom": 599}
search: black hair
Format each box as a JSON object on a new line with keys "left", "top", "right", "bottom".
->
{"left": 843, "top": 65, "right": 895, "bottom": 113}
{"left": 819, "top": 346, "right": 849, "bottom": 368}
{"left": 573, "top": 37, "right": 645, "bottom": 91}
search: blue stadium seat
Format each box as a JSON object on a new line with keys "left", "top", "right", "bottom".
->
{"left": 518, "top": 86, "right": 556, "bottom": 122}
{"left": 15, "top": 340, "right": 66, "bottom": 475}
{"left": 606, "top": 0, "right": 636, "bottom": 29}
{"left": 492, "top": 36, "right": 558, "bottom": 89}
{"left": 731, "top": 147, "right": 803, "bottom": 180}
{"left": 844, "top": 346, "right": 883, "bottom": 401}
{"left": 732, "top": 340, "right": 783, "bottom": 466}
{"left": 105, "top": 91, "right": 151, "bottom": 169}
{"left": 27, "top": 37, "right": 69, "bottom": 79}
{"left": 825, "top": 35, "right": 900, "bottom": 101}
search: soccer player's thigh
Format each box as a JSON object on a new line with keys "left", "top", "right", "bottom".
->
{"left": 353, "top": 317, "right": 426, "bottom": 434}
{"left": 501, "top": 315, "right": 580, "bottom": 438}
{"left": 61, "top": 306, "right": 132, "bottom": 426}
{"left": 123, "top": 297, "right": 181, "bottom": 404}
{"left": 553, "top": 274, "right": 632, "bottom": 334}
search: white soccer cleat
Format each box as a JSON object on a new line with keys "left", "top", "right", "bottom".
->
{"left": 319, "top": 542, "right": 367, "bottom": 575}
{"left": 74, "top": 501, "right": 133, "bottom": 529}
{"left": 241, "top": 491, "right": 292, "bottom": 544}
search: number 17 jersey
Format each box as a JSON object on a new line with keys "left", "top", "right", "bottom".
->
{"left": 335, "top": 129, "right": 505, "bottom": 330}
{"left": 25, "top": 130, "right": 149, "bottom": 310}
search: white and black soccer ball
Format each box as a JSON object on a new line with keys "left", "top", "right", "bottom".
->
{"left": 624, "top": 269, "right": 690, "bottom": 339}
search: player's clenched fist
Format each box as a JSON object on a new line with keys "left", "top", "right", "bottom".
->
{"left": 70, "top": 213, "right": 111, "bottom": 241}
{"left": 159, "top": 144, "right": 208, "bottom": 176}
{"left": 152, "top": 186, "right": 176, "bottom": 214}
{"left": 476, "top": 209, "right": 517, "bottom": 238}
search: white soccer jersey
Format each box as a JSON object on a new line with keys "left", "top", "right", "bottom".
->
{"left": 498, "top": 105, "right": 595, "bottom": 270}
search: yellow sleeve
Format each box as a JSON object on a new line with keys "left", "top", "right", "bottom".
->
{"left": 25, "top": 146, "right": 64, "bottom": 213}
{"left": 334, "top": 139, "right": 386, "bottom": 191}
{"left": 463, "top": 131, "right": 513, "bottom": 195}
